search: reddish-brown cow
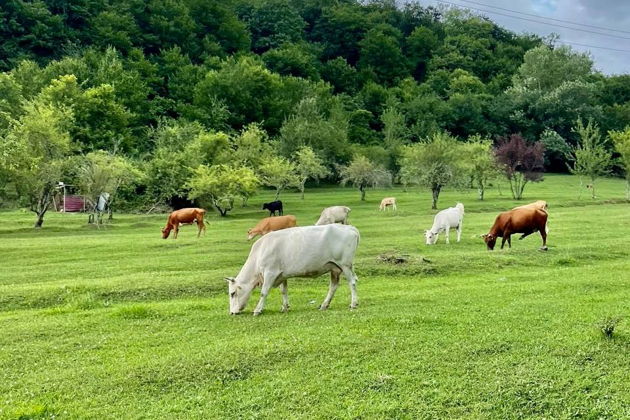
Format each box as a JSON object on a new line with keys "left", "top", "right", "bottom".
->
{"left": 483, "top": 207, "right": 548, "bottom": 250}
{"left": 162, "top": 208, "right": 207, "bottom": 239}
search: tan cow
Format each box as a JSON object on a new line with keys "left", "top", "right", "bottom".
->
{"left": 513, "top": 200, "right": 548, "bottom": 213}
{"left": 248, "top": 215, "right": 297, "bottom": 240}
{"left": 379, "top": 197, "right": 397, "bottom": 211}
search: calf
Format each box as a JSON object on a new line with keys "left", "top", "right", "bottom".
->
{"left": 483, "top": 207, "right": 548, "bottom": 250}
{"left": 425, "top": 203, "right": 464, "bottom": 245}
{"left": 162, "top": 208, "right": 206, "bottom": 239}
{"left": 315, "top": 206, "right": 351, "bottom": 225}
{"left": 248, "top": 215, "right": 297, "bottom": 240}
{"left": 226, "top": 224, "right": 360, "bottom": 316}
{"left": 379, "top": 197, "right": 397, "bottom": 211}
{"left": 262, "top": 200, "right": 283, "bottom": 216}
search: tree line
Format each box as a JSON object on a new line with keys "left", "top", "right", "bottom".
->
{"left": 1, "top": 0, "right": 630, "bottom": 226}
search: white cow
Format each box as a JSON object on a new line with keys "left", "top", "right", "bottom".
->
{"left": 225, "top": 224, "right": 360, "bottom": 316}
{"left": 424, "top": 202, "right": 465, "bottom": 245}
{"left": 315, "top": 206, "right": 351, "bottom": 225}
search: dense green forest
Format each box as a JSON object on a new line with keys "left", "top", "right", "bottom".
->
{"left": 1, "top": 0, "right": 630, "bottom": 221}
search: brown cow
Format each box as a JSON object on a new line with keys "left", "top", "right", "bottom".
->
{"left": 483, "top": 207, "right": 548, "bottom": 250}
{"left": 162, "top": 208, "right": 207, "bottom": 239}
{"left": 247, "top": 215, "right": 297, "bottom": 240}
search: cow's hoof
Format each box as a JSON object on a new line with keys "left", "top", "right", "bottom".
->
{"left": 281, "top": 306, "right": 289, "bottom": 313}
{"left": 319, "top": 305, "right": 328, "bottom": 311}
{"left": 253, "top": 311, "right": 261, "bottom": 316}
{"left": 349, "top": 304, "right": 358, "bottom": 310}
{"left": 539, "top": 246, "right": 548, "bottom": 251}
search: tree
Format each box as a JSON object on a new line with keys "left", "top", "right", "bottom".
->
{"left": 494, "top": 134, "right": 545, "bottom": 200}
{"left": 338, "top": 155, "right": 392, "bottom": 201}
{"left": 0, "top": 101, "right": 72, "bottom": 227}
{"left": 187, "top": 164, "right": 259, "bottom": 216}
{"left": 399, "top": 132, "right": 466, "bottom": 209}
{"left": 570, "top": 118, "right": 612, "bottom": 199}
{"left": 294, "top": 146, "right": 329, "bottom": 199}
{"left": 464, "top": 135, "right": 498, "bottom": 200}
{"left": 539, "top": 128, "right": 571, "bottom": 171}
{"left": 609, "top": 127, "right": 630, "bottom": 200}
{"left": 258, "top": 156, "right": 300, "bottom": 200}
{"left": 78, "top": 151, "right": 142, "bottom": 223}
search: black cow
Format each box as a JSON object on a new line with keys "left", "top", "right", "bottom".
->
{"left": 262, "top": 200, "right": 283, "bottom": 216}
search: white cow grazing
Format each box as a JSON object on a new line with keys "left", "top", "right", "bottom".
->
{"left": 425, "top": 203, "right": 465, "bottom": 245}
{"left": 225, "top": 224, "right": 360, "bottom": 316}
{"left": 315, "top": 206, "right": 351, "bottom": 225}
{"left": 379, "top": 197, "right": 397, "bottom": 211}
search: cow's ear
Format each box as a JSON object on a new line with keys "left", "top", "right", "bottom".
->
{"left": 480, "top": 234, "right": 487, "bottom": 238}
{"left": 224, "top": 277, "right": 235, "bottom": 283}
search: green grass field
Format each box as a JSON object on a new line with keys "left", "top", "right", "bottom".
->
{"left": 1, "top": 174, "right": 629, "bottom": 419}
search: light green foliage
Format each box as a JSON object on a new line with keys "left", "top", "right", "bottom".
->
{"left": 513, "top": 45, "right": 594, "bottom": 91}
{"left": 279, "top": 97, "right": 349, "bottom": 162}
{"left": 187, "top": 164, "right": 259, "bottom": 216}
{"left": 222, "top": 123, "right": 274, "bottom": 171}
{"left": 78, "top": 151, "right": 142, "bottom": 217}
{"left": 399, "top": 132, "right": 466, "bottom": 209}
{"left": 258, "top": 156, "right": 300, "bottom": 201}
{"left": 608, "top": 127, "right": 630, "bottom": 199}
{"left": 463, "top": 135, "right": 498, "bottom": 200}
{"left": 1, "top": 176, "right": 629, "bottom": 418}
{"left": 0, "top": 100, "right": 72, "bottom": 227}
{"left": 294, "top": 146, "right": 329, "bottom": 199}
{"left": 338, "top": 155, "right": 392, "bottom": 201}
{"left": 570, "top": 118, "right": 612, "bottom": 199}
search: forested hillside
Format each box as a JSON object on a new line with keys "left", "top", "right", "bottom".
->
{"left": 1, "top": 0, "right": 630, "bottom": 218}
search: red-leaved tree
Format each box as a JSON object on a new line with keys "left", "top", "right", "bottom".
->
{"left": 494, "top": 134, "right": 544, "bottom": 200}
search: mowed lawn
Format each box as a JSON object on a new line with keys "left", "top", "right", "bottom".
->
{"left": 1, "top": 174, "right": 629, "bottom": 419}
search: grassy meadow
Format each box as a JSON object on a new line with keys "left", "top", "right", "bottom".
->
{"left": 1, "top": 174, "right": 629, "bottom": 419}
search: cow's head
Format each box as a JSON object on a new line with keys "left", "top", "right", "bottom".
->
{"left": 261, "top": 203, "right": 268, "bottom": 210}
{"left": 161, "top": 227, "right": 171, "bottom": 239}
{"left": 424, "top": 230, "right": 438, "bottom": 245}
{"left": 225, "top": 276, "right": 256, "bottom": 315}
{"left": 482, "top": 233, "right": 496, "bottom": 250}
{"left": 247, "top": 229, "right": 256, "bottom": 240}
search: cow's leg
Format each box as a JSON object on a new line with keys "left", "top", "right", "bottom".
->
{"left": 253, "top": 271, "right": 280, "bottom": 316}
{"left": 507, "top": 235, "right": 512, "bottom": 248}
{"left": 173, "top": 225, "right": 179, "bottom": 239}
{"left": 320, "top": 270, "right": 341, "bottom": 310}
{"left": 445, "top": 227, "right": 450, "bottom": 244}
{"left": 341, "top": 266, "right": 359, "bottom": 309}
{"left": 197, "top": 220, "right": 206, "bottom": 238}
{"left": 540, "top": 229, "right": 548, "bottom": 250}
{"left": 501, "top": 236, "right": 507, "bottom": 249}
{"left": 280, "top": 280, "right": 290, "bottom": 313}
{"left": 456, "top": 223, "right": 462, "bottom": 243}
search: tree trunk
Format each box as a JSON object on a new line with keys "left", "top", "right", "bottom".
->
{"left": 300, "top": 180, "right": 306, "bottom": 199}
{"left": 359, "top": 184, "right": 365, "bottom": 201}
{"left": 431, "top": 185, "right": 441, "bottom": 210}
{"left": 33, "top": 188, "right": 53, "bottom": 228}
{"left": 591, "top": 178, "right": 596, "bottom": 199}
{"left": 477, "top": 179, "right": 484, "bottom": 200}
{"left": 34, "top": 211, "right": 46, "bottom": 228}
{"left": 274, "top": 188, "right": 281, "bottom": 201}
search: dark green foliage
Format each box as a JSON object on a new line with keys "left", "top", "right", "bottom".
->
{"left": 0, "top": 0, "right": 628, "bottom": 209}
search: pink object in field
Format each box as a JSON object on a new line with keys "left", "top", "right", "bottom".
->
{"left": 63, "top": 195, "right": 85, "bottom": 212}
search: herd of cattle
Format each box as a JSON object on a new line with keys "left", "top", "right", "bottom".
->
{"left": 162, "top": 197, "right": 549, "bottom": 315}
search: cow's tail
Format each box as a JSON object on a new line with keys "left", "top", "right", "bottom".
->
{"left": 545, "top": 222, "right": 549, "bottom": 234}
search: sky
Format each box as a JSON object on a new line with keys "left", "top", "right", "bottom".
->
{"left": 415, "top": 0, "right": 630, "bottom": 75}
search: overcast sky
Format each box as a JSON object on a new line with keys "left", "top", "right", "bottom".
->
{"left": 415, "top": 0, "right": 630, "bottom": 75}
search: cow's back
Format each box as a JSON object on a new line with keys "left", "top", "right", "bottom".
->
{"left": 251, "top": 225, "right": 359, "bottom": 276}
{"left": 504, "top": 208, "right": 547, "bottom": 232}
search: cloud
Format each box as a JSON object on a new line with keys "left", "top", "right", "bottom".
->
{"left": 417, "top": 0, "right": 630, "bottom": 74}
